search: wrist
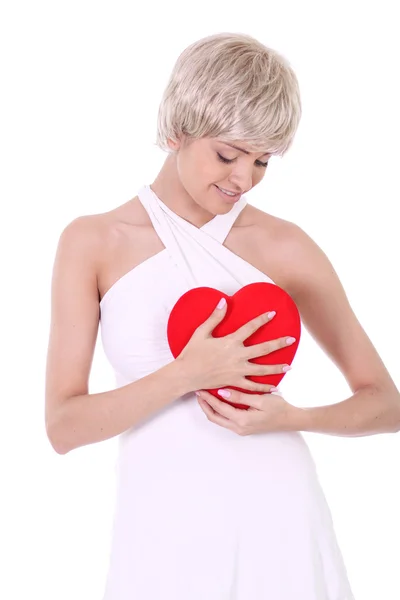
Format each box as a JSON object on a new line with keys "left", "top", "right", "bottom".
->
{"left": 165, "top": 357, "right": 196, "bottom": 397}
{"left": 286, "top": 404, "right": 311, "bottom": 432}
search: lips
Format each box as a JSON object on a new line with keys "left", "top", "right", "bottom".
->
{"left": 214, "top": 185, "right": 241, "bottom": 203}
{"left": 216, "top": 185, "right": 239, "bottom": 196}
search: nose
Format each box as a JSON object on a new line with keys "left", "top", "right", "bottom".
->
{"left": 228, "top": 167, "right": 253, "bottom": 193}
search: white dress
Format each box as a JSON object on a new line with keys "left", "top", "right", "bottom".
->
{"left": 99, "top": 184, "right": 355, "bottom": 599}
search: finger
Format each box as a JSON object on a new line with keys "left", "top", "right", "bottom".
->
{"left": 270, "top": 388, "right": 284, "bottom": 397}
{"left": 233, "top": 311, "right": 276, "bottom": 343}
{"left": 197, "top": 395, "right": 237, "bottom": 432}
{"left": 215, "top": 388, "right": 266, "bottom": 410}
{"left": 197, "top": 297, "right": 228, "bottom": 336}
{"left": 244, "top": 361, "right": 291, "bottom": 377}
{"left": 236, "top": 377, "right": 278, "bottom": 394}
{"left": 197, "top": 390, "right": 239, "bottom": 419}
{"left": 218, "top": 388, "right": 282, "bottom": 410}
{"left": 245, "top": 335, "right": 297, "bottom": 359}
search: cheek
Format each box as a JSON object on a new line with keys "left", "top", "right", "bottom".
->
{"left": 254, "top": 171, "right": 265, "bottom": 183}
{"left": 199, "top": 162, "right": 225, "bottom": 186}
{"left": 178, "top": 150, "right": 232, "bottom": 189}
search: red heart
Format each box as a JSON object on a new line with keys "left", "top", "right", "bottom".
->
{"left": 167, "top": 282, "right": 301, "bottom": 409}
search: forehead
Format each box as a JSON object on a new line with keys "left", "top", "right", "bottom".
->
{"left": 218, "top": 139, "right": 272, "bottom": 158}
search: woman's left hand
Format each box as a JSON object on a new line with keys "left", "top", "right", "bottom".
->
{"left": 196, "top": 388, "right": 300, "bottom": 435}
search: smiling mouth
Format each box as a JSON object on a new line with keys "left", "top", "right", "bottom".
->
{"left": 215, "top": 185, "right": 241, "bottom": 197}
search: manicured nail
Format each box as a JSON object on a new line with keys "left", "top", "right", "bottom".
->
{"left": 195, "top": 391, "right": 201, "bottom": 396}
{"left": 270, "top": 386, "right": 279, "bottom": 392}
{"left": 286, "top": 337, "right": 296, "bottom": 344}
{"left": 267, "top": 311, "right": 276, "bottom": 319}
{"left": 217, "top": 298, "right": 226, "bottom": 309}
{"left": 217, "top": 389, "right": 231, "bottom": 399}
{"left": 282, "top": 365, "right": 292, "bottom": 372}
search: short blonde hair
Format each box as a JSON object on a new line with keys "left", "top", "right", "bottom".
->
{"left": 155, "top": 32, "right": 302, "bottom": 156}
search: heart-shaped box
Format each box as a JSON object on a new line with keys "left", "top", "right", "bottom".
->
{"left": 167, "top": 282, "right": 301, "bottom": 409}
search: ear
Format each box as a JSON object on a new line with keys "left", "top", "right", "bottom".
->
{"left": 167, "top": 136, "right": 182, "bottom": 152}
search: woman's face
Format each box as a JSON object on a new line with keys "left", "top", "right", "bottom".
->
{"left": 169, "top": 135, "right": 272, "bottom": 215}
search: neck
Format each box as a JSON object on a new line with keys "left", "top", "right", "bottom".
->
{"left": 150, "top": 154, "right": 218, "bottom": 228}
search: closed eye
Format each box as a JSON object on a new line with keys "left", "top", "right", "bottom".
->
{"left": 217, "top": 152, "right": 268, "bottom": 168}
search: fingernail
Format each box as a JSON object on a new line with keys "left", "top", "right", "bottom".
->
{"left": 267, "top": 311, "right": 276, "bottom": 318}
{"left": 217, "top": 298, "right": 226, "bottom": 309}
{"left": 217, "top": 389, "right": 231, "bottom": 399}
{"left": 282, "top": 365, "right": 292, "bottom": 372}
{"left": 195, "top": 391, "right": 201, "bottom": 396}
{"left": 286, "top": 337, "right": 296, "bottom": 344}
{"left": 270, "top": 386, "right": 279, "bottom": 392}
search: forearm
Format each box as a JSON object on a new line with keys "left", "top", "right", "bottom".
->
{"left": 293, "top": 384, "right": 400, "bottom": 437}
{"left": 48, "top": 359, "right": 192, "bottom": 454}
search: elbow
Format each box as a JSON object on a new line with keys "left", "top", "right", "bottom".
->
{"left": 393, "top": 407, "right": 400, "bottom": 434}
{"left": 46, "top": 426, "right": 70, "bottom": 455}
{"left": 45, "top": 412, "right": 73, "bottom": 455}
{"left": 382, "top": 385, "right": 400, "bottom": 434}
{"left": 389, "top": 387, "right": 400, "bottom": 434}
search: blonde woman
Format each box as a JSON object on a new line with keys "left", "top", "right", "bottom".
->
{"left": 45, "top": 32, "right": 399, "bottom": 599}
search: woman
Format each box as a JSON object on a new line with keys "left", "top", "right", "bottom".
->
{"left": 45, "top": 32, "right": 399, "bottom": 599}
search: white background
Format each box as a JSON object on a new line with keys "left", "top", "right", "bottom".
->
{"left": 1, "top": 1, "right": 399, "bottom": 599}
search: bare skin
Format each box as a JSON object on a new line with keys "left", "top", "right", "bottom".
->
{"left": 96, "top": 194, "right": 289, "bottom": 304}
{"left": 45, "top": 193, "right": 294, "bottom": 454}
{"left": 46, "top": 136, "right": 398, "bottom": 454}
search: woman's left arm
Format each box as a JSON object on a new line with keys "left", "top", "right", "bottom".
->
{"left": 197, "top": 223, "right": 400, "bottom": 437}
{"left": 279, "top": 223, "right": 400, "bottom": 437}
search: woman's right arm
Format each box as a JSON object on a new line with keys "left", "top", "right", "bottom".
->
{"left": 45, "top": 217, "right": 193, "bottom": 455}
{"left": 45, "top": 217, "right": 287, "bottom": 455}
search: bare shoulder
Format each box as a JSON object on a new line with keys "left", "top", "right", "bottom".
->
{"left": 58, "top": 213, "right": 104, "bottom": 259}
{"left": 238, "top": 202, "right": 296, "bottom": 238}
{"left": 68, "top": 196, "right": 165, "bottom": 301}
{"left": 93, "top": 195, "right": 156, "bottom": 250}
{"left": 230, "top": 202, "right": 311, "bottom": 290}
{"left": 235, "top": 202, "right": 303, "bottom": 256}
{"left": 245, "top": 204, "right": 400, "bottom": 397}
{"left": 60, "top": 196, "right": 143, "bottom": 246}
{"left": 256, "top": 210, "right": 336, "bottom": 301}
{"left": 57, "top": 195, "right": 151, "bottom": 273}
{"left": 239, "top": 202, "right": 328, "bottom": 292}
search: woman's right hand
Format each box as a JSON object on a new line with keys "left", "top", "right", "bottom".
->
{"left": 176, "top": 297, "right": 296, "bottom": 393}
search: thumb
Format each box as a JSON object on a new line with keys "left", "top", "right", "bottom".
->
{"left": 199, "top": 297, "right": 228, "bottom": 335}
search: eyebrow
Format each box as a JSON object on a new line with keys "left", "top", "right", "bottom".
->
{"left": 223, "top": 143, "right": 271, "bottom": 158}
